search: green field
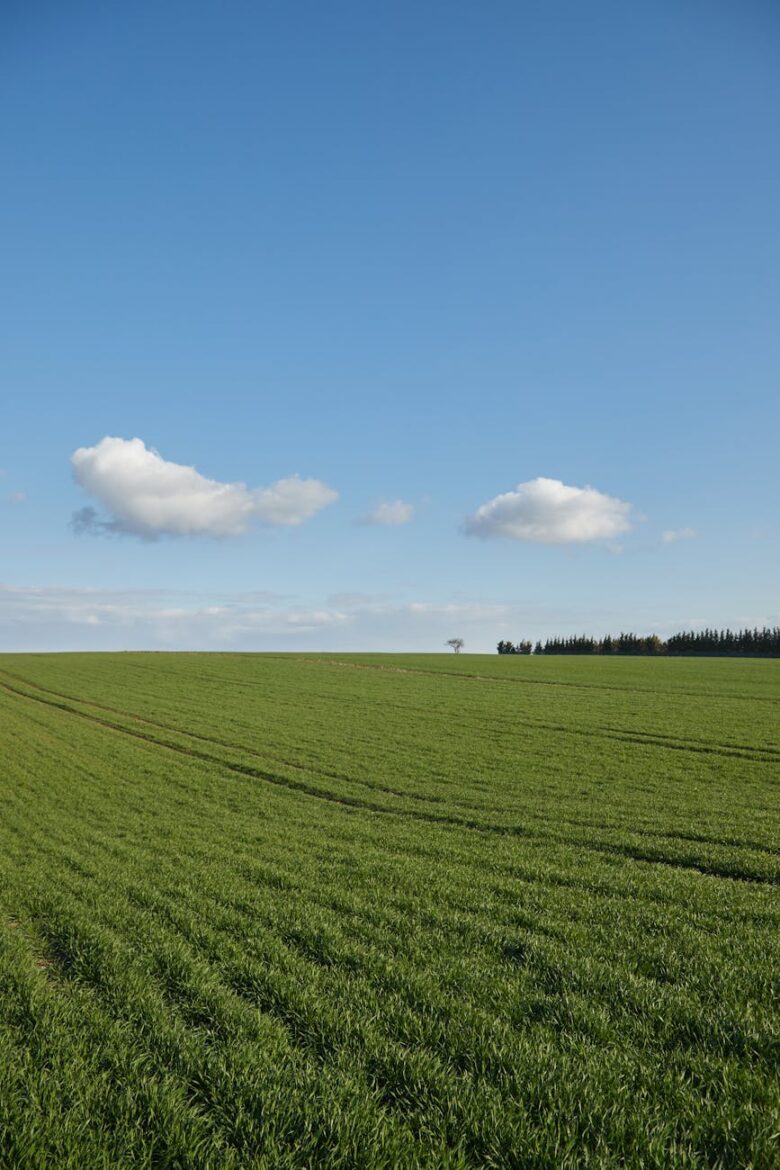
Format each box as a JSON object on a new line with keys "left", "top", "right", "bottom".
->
{"left": 1, "top": 652, "right": 778, "bottom": 1169}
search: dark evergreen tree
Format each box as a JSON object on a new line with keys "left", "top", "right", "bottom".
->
{"left": 499, "top": 626, "right": 780, "bottom": 658}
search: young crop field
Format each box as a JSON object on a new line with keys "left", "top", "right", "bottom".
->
{"left": 0, "top": 652, "right": 777, "bottom": 1169}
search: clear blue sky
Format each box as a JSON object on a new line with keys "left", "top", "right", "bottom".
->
{"left": 2, "top": 0, "right": 778, "bottom": 651}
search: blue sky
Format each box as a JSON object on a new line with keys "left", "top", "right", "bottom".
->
{"left": 2, "top": 0, "right": 778, "bottom": 651}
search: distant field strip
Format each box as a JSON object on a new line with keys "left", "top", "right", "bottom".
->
{"left": 1, "top": 653, "right": 778, "bottom": 1169}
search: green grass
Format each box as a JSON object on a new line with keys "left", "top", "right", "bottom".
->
{"left": 0, "top": 652, "right": 777, "bottom": 1169}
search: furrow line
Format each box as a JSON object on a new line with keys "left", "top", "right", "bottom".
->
{"left": 300, "top": 655, "right": 780, "bottom": 707}
{"left": 2, "top": 678, "right": 775, "bottom": 888}
{"left": 3, "top": 665, "right": 777, "bottom": 765}
{"left": 0, "top": 669, "right": 449, "bottom": 808}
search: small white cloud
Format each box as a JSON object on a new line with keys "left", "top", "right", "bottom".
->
{"left": 464, "top": 477, "right": 633, "bottom": 544}
{"left": 361, "top": 499, "right": 415, "bottom": 526}
{"left": 662, "top": 528, "right": 696, "bottom": 544}
{"left": 70, "top": 436, "right": 338, "bottom": 539}
{"left": 8, "top": 492, "right": 25, "bottom": 504}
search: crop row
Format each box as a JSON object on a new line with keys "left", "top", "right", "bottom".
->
{"left": 1, "top": 653, "right": 778, "bottom": 1168}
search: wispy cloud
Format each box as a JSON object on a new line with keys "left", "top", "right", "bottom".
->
{"left": 360, "top": 499, "right": 415, "bottom": 526}
{"left": 464, "top": 477, "right": 633, "bottom": 544}
{"left": 662, "top": 527, "right": 696, "bottom": 544}
{"left": 71, "top": 436, "right": 338, "bottom": 539}
{"left": 3, "top": 581, "right": 769, "bottom": 654}
{"left": 0, "top": 584, "right": 349, "bottom": 649}
{"left": 0, "top": 584, "right": 575, "bottom": 652}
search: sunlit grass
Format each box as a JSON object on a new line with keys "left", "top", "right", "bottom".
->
{"left": 1, "top": 652, "right": 777, "bottom": 1168}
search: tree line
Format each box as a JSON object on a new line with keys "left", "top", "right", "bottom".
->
{"left": 496, "top": 627, "right": 780, "bottom": 657}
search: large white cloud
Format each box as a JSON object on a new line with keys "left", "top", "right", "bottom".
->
{"left": 464, "top": 476, "right": 633, "bottom": 544}
{"left": 71, "top": 437, "right": 338, "bottom": 538}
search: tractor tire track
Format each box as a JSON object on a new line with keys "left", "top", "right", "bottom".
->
{"left": 1, "top": 676, "right": 776, "bottom": 888}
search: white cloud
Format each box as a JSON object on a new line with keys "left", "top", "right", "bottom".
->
{"left": 70, "top": 436, "right": 338, "bottom": 539}
{"left": 464, "top": 476, "right": 633, "bottom": 544}
{"left": 361, "top": 499, "right": 415, "bottom": 526}
{"left": 662, "top": 527, "right": 696, "bottom": 544}
{"left": 250, "top": 477, "right": 338, "bottom": 526}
